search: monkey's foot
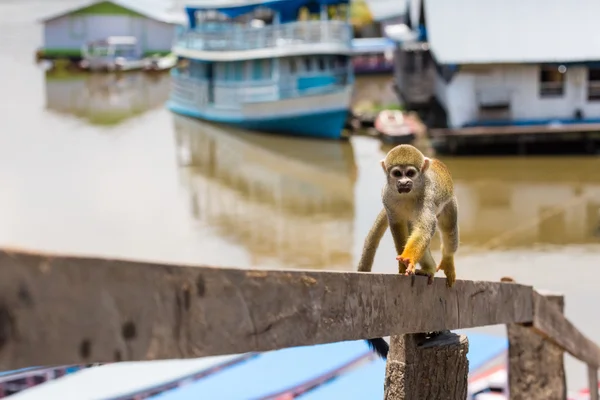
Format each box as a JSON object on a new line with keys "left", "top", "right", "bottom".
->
{"left": 414, "top": 269, "right": 434, "bottom": 285}
{"left": 437, "top": 257, "right": 456, "bottom": 288}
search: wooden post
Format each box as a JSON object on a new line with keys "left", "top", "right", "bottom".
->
{"left": 383, "top": 331, "right": 469, "bottom": 400}
{"left": 507, "top": 291, "right": 566, "bottom": 400}
{"left": 588, "top": 365, "right": 599, "bottom": 400}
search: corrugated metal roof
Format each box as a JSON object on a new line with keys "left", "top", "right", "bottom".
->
{"left": 4, "top": 334, "right": 512, "bottom": 399}
{"left": 38, "top": 0, "right": 186, "bottom": 24}
{"left": 363, "top": 0, "right": 406, "bottom": 21}
{"left": 9, "top": 355, "right": 242, "bottom": 400}
{"left": 425, "top": 0, "right": 600, "bottom": 64}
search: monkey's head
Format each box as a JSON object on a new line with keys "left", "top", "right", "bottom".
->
{"left": 380, "top": 145, "right": 430, "bottom": 195}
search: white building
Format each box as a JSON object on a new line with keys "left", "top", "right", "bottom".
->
{"left": 38, "top": 0, "right": 186, "bottom": 59}
{"left": 392, "top": 0, "right": 600, "bottom": 130}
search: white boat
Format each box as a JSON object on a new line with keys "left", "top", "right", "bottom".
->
{"left": 167, "top": 0, "right": 355, "bottom": 139}
{"left": 79, "top": 36, "right": 175, "bottom": 72}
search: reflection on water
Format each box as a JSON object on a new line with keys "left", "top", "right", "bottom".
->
{"left": 173, "top": 115, "right": 358, "bottom": 270}
{"left": 44, "top": 71, "right": 171, "bottom": 125}
{"left": 445, "top": 157, "right": 600, "bottom": 251}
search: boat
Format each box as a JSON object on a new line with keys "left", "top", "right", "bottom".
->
{"left": 167, "top": 0, "right": 355, "bottom": 139}
{"left": 374, "top": 109, "right": 417, "bottom": 143}
{"left": 351, "top": 37, "right": 396, "bottom": 75}
{"left": 79, "top": 36, "right": 175, "bottom": 72}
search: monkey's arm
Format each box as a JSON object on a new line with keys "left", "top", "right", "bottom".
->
{"left": 388, "top": 218, "right": 409, "bottom": 274}
{"left": 357, "top": 208, "right": 388, "bottom": 272}
{"left": 396, "top": 205, "right": 437, "bottom": 275}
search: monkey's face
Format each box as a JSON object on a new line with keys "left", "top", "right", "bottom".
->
{"left": 388, "top": 165, "right": 420, "bottom": 194}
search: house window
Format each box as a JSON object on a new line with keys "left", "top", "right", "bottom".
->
{"left": 588, "top": 68, "right": 600, "bottom": 101}
{"left": 539, "top": 66, "right": 565, "bottom": 97}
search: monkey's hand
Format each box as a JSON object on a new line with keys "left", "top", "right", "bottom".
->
{"left": 396, "top": 255, "right": 416, "bottom": 276}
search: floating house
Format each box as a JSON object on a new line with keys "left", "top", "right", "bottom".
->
{"left": 167, "top": 0, "right": 355, "bottom": 139}
{"left": 388, "top": 0, "right": 600, "bottom": 133}
{"left": 38, "top": 0, "right": 185, "bottom": 60}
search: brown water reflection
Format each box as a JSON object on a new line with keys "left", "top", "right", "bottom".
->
{"left": 173, "top": 115, "right": 357, "bottom": 270}
{"left": 44, "top": 71, "right": 171, "bottom": 125}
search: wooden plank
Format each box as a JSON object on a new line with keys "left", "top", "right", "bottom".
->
{"left": 384, "top": 332, "right": 469, "bottom": 400}
{"left": 589, "top": 366, "right": 599, "bottom": 400}
{"left": 431, "top": 123, "right": 600, "bottom": 137}
{"left": 0, "top": 248, "right": 534, "bottom": 370}
{"left": 531, "top": 291, "right": 600, "bottom": 368}
{"left": 507, "top": 292, "right": 566, "bottom": 400}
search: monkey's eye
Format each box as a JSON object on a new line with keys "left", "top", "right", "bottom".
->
{"left": 406, "top": 169, "right": 416, "bottom": 178}
{"left": 391, "top": 169, "right": 402, "bottom": 178}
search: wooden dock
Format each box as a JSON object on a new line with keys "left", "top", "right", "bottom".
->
{"left": 0, "top": 247, "right": 598, "bottom": 399}
{"left": 430, "top": 123, "right": 600, "bottom": 155}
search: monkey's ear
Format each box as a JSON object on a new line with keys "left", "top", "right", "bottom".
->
{"left": 421, "top": 157, "right": 431, "bottom": 173}
{"left": 380, "top": 158, "right": 387, "bottom": 174}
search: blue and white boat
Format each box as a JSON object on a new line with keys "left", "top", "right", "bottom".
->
{"left": 167, "top": 0, "right": 355, "bottom": 139}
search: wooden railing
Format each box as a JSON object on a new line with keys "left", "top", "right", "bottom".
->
{"left": 174, "top": 20, "right": 352, "bottom": 52}
{"left": 0, "top": 248, "right": 598, "bottom": 399}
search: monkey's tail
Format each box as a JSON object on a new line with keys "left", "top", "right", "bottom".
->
{"left": 365, "top": 338, "right": 389, "bottom": 359}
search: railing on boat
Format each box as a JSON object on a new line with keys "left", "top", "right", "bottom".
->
{"left": 0, "top": 249, "right": 598, "bottom": 399}
{"left": 170, "top": 70, "right": 349, "bottom": 106}
{"left": 175, "top": 20, "right": 352, "bottom": 52}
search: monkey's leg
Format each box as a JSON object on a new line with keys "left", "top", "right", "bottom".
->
{"left": 437, "top": 197, "right": 459, "bottom": 288}
{"left": 416, "top": 246, "right": 437, "bottom": 284}
{"left": 389, "top": 220, "right": 409, "bottom": 274}
{"left": 357, "top": 209, "right": 389, "bottom": 273}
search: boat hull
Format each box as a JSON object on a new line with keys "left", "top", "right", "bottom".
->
{"left": 167, "top": 101, "right": 350, "bottom": 140}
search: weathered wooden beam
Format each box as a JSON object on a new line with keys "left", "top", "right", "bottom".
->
{"left": 531, "top": 291, "right": 600, "bottom": 368}
{"left": 0, "top": 248, "right": 533, "bottom": 369}
{"left": 384, "top": 332, "right": 469, "bottom": 400}
{"left": 507, "top": 292, "right": 566, "bottom": 400}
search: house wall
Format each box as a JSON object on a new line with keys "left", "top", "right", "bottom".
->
{"left": 435, "top": 65, "right": 600, "bottom": 128}
{"left": 43, "top": 14, "right": 175, "bottom": 56}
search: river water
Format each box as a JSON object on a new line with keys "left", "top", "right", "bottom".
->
{"left": 2, "top": 0, "right": 600, "bottom": 392}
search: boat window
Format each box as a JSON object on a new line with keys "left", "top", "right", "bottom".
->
{"left": 252, "top": 59, "right": 271, "bottom": 80}
{"left": 328, "top": 56, "right": 336, "bottom": 70}
{"left": 223, "top": 62, "right": 232, "bottom": 80}
{"left": 334, "top": 55, "right": 346, "bottom": 69}
{"left": 318, "top": 57, "right": 326, "bottom": 71}
{"left": 304, "top": 58, "right": 312, "bottom": 72}
{"left": 114, "top": 45, "right": 136, "bottom": 57}
{"left": 290, "top": 58, "right": 297, "bottom": 74}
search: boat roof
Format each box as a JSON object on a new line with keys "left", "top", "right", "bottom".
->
{"left": 38, "top": 0, "right": 186, "bottom": 25}
{"left": 184, "top": 0, "right": 349, "bottom": 13}
{"left": 352, "top": 37, "right": 396, "bottom": 54}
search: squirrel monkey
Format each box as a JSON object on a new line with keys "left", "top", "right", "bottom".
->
{"left": 360, "top": 144, "right": 459, "bottom": 358}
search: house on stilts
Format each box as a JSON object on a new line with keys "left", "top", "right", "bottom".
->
{"left": 386, "top": 0, "right": 600, "bottom": 148}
